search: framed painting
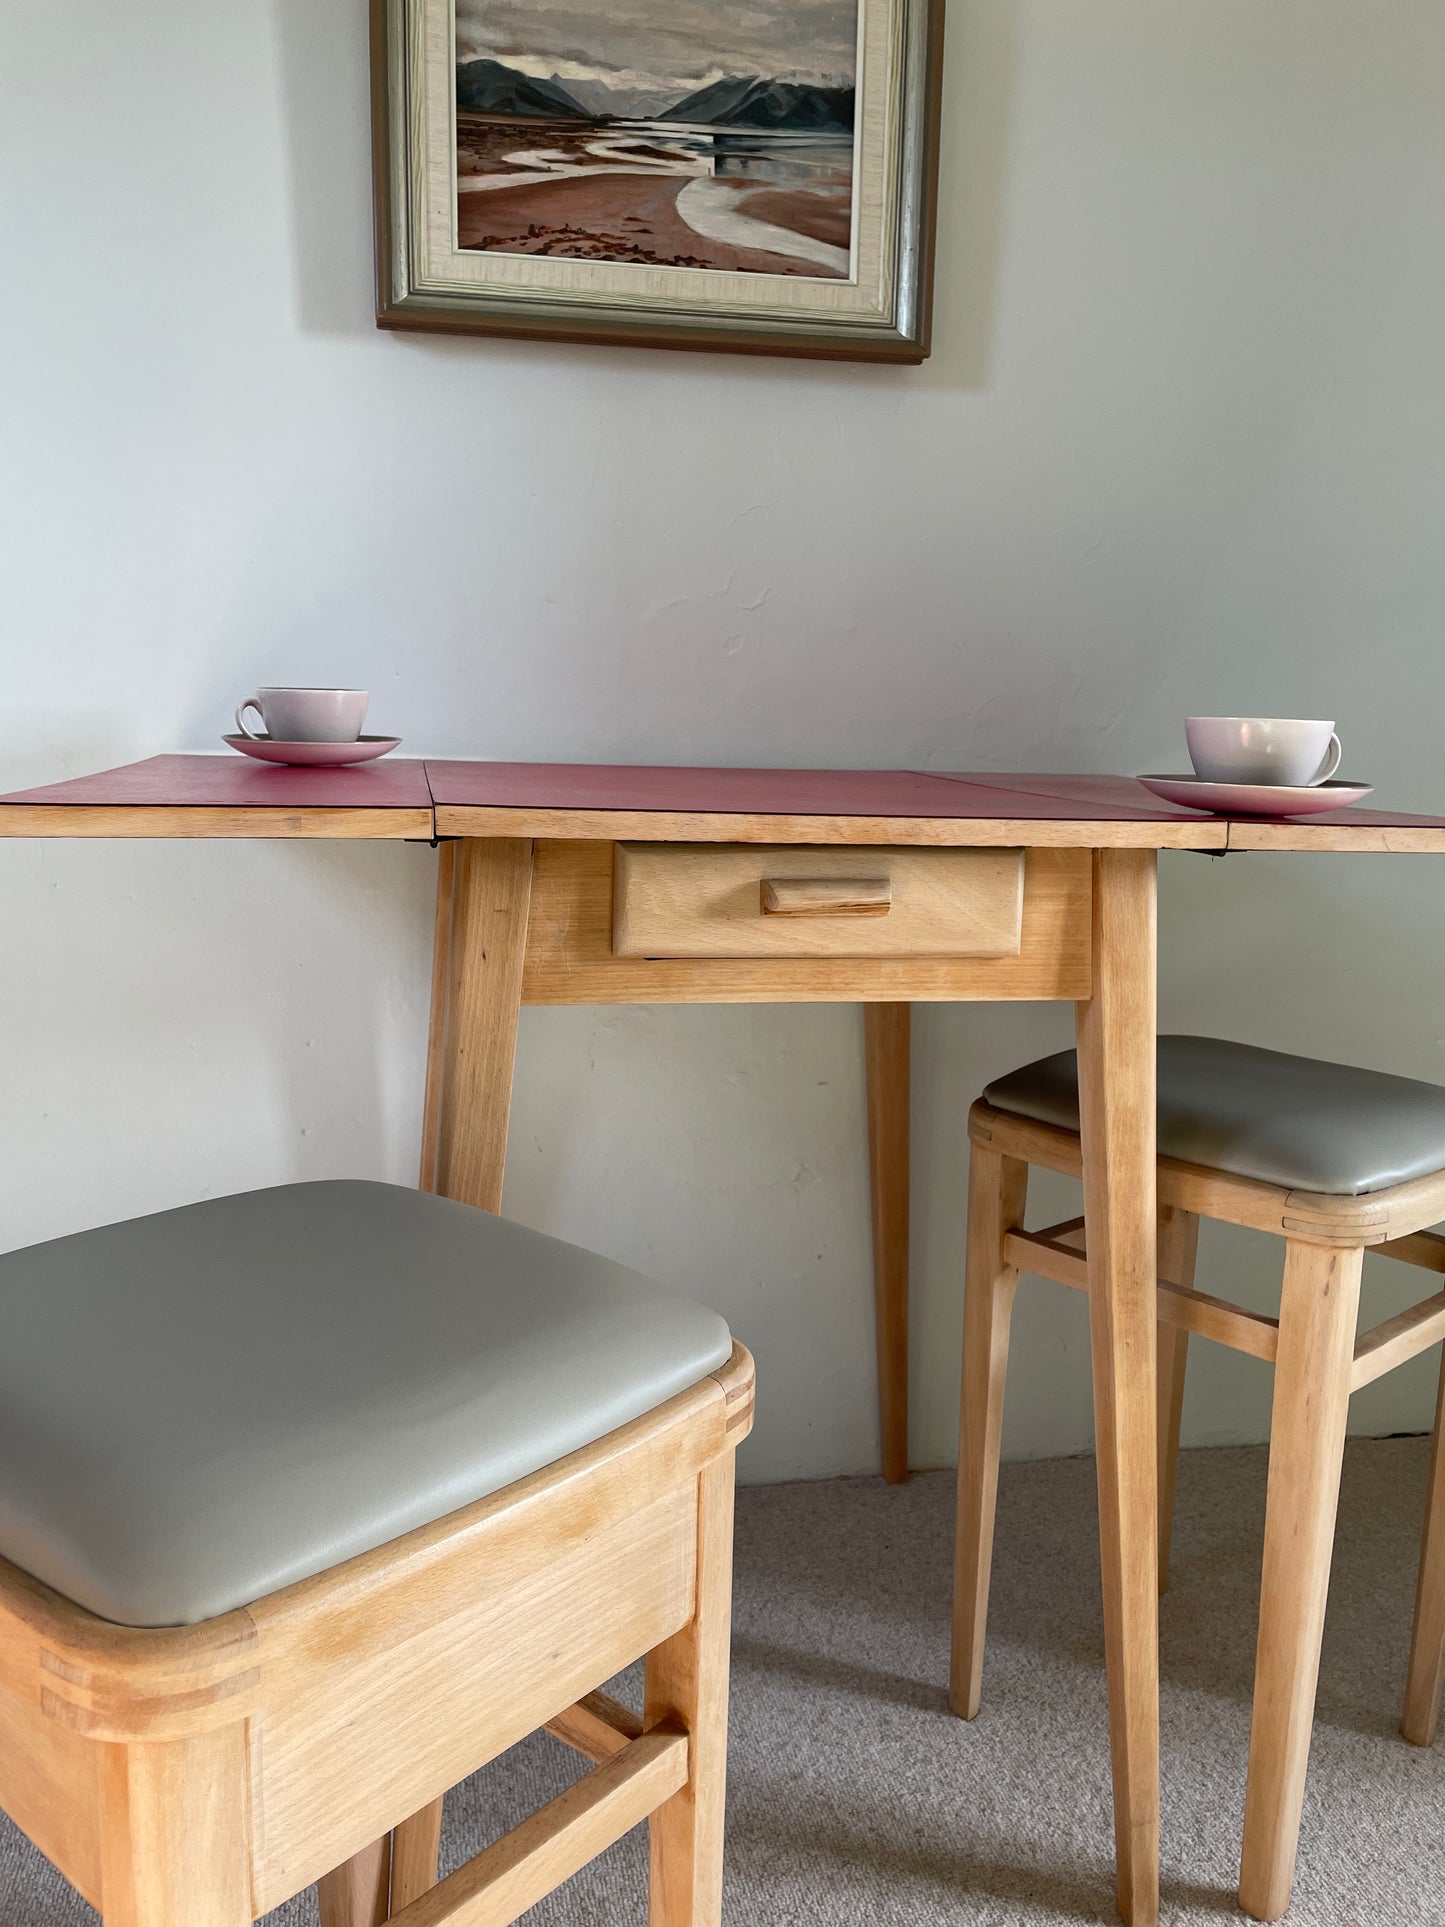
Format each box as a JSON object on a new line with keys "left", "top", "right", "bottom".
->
{"left": 371, "top": 0, "right": 944, "bottom": 360}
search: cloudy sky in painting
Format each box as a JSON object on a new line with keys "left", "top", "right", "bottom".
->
{"left": 454, "top": 0, "right": 857, "bottom": 94}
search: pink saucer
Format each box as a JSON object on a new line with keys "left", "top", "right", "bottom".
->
{"left": 1138, "top": 775, "right": 1373, "bottom": 818}
{"left": 222, "top": 734, "right": 402, "bottom": 768}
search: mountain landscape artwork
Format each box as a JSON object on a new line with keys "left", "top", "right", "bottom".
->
{"left": 453, "top": 0, "right": 860, "bottom": 277}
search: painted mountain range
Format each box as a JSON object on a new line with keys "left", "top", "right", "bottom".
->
{"left": 663, "top": 75, "right": 855, "bottom": 132}
{"left": 456, "top": 60, "right": 854, "bottom": 133}
{"left": 552, "top": 75, "right": 679, "bottom": 120}
{"left": 455, "top": 60, "right": 594, "bottom": 118}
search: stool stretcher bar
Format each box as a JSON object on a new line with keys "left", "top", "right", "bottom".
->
{"left": 387, "top": 1727, "right": 689, "bottom": 1927}
{"left": 543, "top": 1688, "right": 644, "bottom": 1763}
{"left": 1008, "top": 1219, "right": 1445, "bottom": 1389}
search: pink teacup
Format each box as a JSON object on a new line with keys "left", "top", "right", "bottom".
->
{"left": 1186, "top": 717, "right": 1342, "bottom": 788}
{"left": 235, "top": 687, "right": 370, "bottom": 744}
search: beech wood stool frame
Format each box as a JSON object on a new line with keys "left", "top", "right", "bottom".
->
{"left": 7, "top": 759, "right": 1445, "bottom": 1924}
{"left": 0, "top": 1339, "right": 753, "bottom": 1927}
{"left": 953, "top": 1099, "right": 1445, "bottom": 1920}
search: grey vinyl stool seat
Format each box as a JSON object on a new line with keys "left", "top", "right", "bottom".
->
{"left": 984, "top": 1033, "right": 1445, "bottom": 1196}
{"left": 0, "top": 1180, "right": 732, "bottom": 1628}
{"left": 958, "top": 1034, "right": 1445, "bottom": 1921}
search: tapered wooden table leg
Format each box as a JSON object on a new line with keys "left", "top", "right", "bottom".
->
{"left": 1075, "top": 849, "right": 1160, "bottom": 1927}
{"left": 1155, "top": 1205, "right": 1199, "bottom": 1594}
{"left": 387, "top": 835, "right": 537, "bottom": 1896}
{"left": 951, "top": 1143, "right": 1028, "bottom": 1719}
{"left": 421, "top": 836, "right": 535, "bottom": 1211}
{"left": 1403, "top": 1345, "right": 1445, "bottom": 1747}
{"left": 865, "top": 1003, "right": 911, "bottom": 1483}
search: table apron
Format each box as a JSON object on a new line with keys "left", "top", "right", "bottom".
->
{"left": 519, "top": 840, "right": 1093, "bottom": 1005}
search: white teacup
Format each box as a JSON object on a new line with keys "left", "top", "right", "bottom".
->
{"left": 235, "top": 687, "right": 370, "bottom": 744}
{"left": 1186, "top": 716, "right": 1342, "bottom": 788}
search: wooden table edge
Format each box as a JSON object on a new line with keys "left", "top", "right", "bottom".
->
{"left": 0, "top": 806, "right": 436, "bottom": 840}
{"left": 1222, "top": 822, "right": 1445, "bottom": 853}
{"left": 11, "top": 803, "right": 1442, "bottom": 852}
{"left": 430, "top": 805, "right": 1232, "bottom": 849}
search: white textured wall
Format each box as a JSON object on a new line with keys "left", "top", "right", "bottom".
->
{"left": 3, "top": 1, "right": 1444, "bottom": 1479}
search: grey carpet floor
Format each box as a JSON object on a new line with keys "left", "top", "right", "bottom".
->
{"left": 4, "top": 1438, "right": 1444, "bottom": 1925}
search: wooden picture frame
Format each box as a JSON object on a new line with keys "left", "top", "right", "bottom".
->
{"left": 371, "top": 0, "right": 944, "bottom": 361}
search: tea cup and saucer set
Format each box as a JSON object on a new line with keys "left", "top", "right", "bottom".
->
{"left": 1140, "top": 717, "right": 1371, "bottom": 818}
{"left": 222, "top": 688, "right": 401, "bottom": 766}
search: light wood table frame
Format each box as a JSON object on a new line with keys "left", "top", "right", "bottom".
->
{"left": 6, "top": 757, "right": 1445, "bottom": 1927}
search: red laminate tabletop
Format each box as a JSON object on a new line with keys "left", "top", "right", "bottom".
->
{"left": 3, "top": 756, "right": 1445, "bottom": 851}
{"left": 944, "top": 772, "right": 1445, "bottom": 847}
{"left": 423, "top": 761, "right": 1445, "bottom": 851}
{"left": 425, "top": 761, "right": 1201, "bottom": 821}
{"left": 0, "top": 754, "right": 435, "bottom": 838}
{"left": 0, "top": 754, "right": 433, "bottom": 809}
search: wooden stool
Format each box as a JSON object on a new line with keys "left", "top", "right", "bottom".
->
{"left": 0, "top": 1179, "right": 753, "bottom": 1926}
{"left": 950, "top": 1036, "right": 1445, "bottom": 1922}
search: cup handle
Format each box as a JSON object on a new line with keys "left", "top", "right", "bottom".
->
{"left": 235, "top": 696, "right": 266, "bottom": 741}
{"left": 1310, "top": 733, "right": 1342, "bottom": 785}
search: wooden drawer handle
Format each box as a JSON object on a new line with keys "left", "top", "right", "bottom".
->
{"left": 759, "top": 877, "right": 892, "bottom": 918}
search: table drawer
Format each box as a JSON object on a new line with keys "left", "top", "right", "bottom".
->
{"left": 612, "top": 844, "right": 1025, "bottom": 959}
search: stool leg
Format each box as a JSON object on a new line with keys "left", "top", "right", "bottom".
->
{"left": 950, "top": 1142, "right": 1028, "bottom": 1720}
{"left": 318, "top": 1837, "right": 391, "bottom": 1926}
{"left": 1239, "top": 1240, "right": 1363, "bottom": 1923}
{"left": 1402, "top": 1342, "right": 1445, "bottom": 1746}
{"left": 645, "top": 1453, "right": 737, "bottom": 1927}
{"left": 390, "top": 1801, "right": 446, "bottom": 1907}
{"left": 1156, "top": 1207, "right": 1200, "bottom": 1595}
{"left": 99, "top": 1727, "right": 251, "bottom": 1927}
